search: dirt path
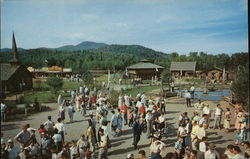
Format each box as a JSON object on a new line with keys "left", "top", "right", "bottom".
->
{"left": 1, "top": 90, "right": 238, "bottom": 158}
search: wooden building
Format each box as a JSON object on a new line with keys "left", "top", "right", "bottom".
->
{"left": 0, "top": 33, "right": 34, "bottom": 94}
{"left": 127, "top": 59, "right": 164, "bottom": 80}
{"left": 199, "top": 67, "right": 235, "bottom": 81}
{"left": 170, "top": 62, "right": 196, "bottom": 78}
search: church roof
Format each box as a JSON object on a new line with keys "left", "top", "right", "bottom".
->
{"left": 0, "top": 63, "right": 21, "bottom": 81}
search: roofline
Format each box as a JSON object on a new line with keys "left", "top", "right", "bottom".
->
{"left": 127, "top": 67, "right": 164, "bottom": 70}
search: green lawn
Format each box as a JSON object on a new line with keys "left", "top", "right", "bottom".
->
{"left": 34, "top": 79, "right": 83, "bottom": 91}
{"left": 62, "top": 81, "right": 83, "bottom": 90}
{"left": 22, "top": 91, "right": 57, "bottom": 103}
{"left": 22, "top": 90, "right": 71, "bottom": 104}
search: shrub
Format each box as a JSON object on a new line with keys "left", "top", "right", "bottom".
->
{"left": 46, "top": 77, "right": 64, "bottom": 94}
{"left": 109, "top": 90, "right": 119, "bottom": 106}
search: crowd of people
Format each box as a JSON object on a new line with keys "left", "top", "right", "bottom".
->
{"left": 1, "top": 85, "right": 249, "bottom": 159}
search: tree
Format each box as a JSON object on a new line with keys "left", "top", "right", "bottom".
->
{"left": 81, "top": 70, "right": 94, "bottom": 85}
{"left": 46, "top": 77, "right": 64, "bottom": 94}
{"left": 160, "top": 69, "right": 172, "bottom": 93}
{"left": 231, "top": 65, "right": 249, "bottom": 108}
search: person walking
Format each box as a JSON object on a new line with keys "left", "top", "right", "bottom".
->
{"left": 110, "top": 110, "right": 118, "bottom": 136}
{"left": 98, "top": 128, "right": 108, "bottom": 159}
{"left": 57, "top": 94, "right": 63, "bottom": 107}
{"left": 160, "top": 96, "right": 166, "bottom": 113}
{"left": 204, "top": 143, "right": 220, "bottom": 159}
{"left": 86, "top": 119, "right": 96, "bottom": 153}
{"left": 54, "top": 118, "right": 66, "bottom": 143}
{"left": 118, "top": 94, "right": 123, "bottom": 109}
{"left": 67, "top": 103, "right": 75, "bottom": 123}
{"left": 121, "top": 102, "right": 128, "bottom": 125}
{"left": 132, "top": 117, "right": 142, "bottom": 149}
{"left": 117, "top": 109, "right": 123, "bottom": 134}
{"left": 203, "top": 104, "right": 211, "bottom": 126}
{"left": 185, "top": 91, "right": 192, "bottom": 107}
{"left": 44, "top": 116, "right": 55, "bottom": 137}
{"left": 77, "top": 134, "right": 88, "bottom": 159}
{"left": 41, "top": 132, "right": 54, "bottom": 159}
{"left": 224, "top": 108, "right": 232, "bottom": 133}
{"left": 213, "top": 104, "right": 223, "bottom": 129}
{"left": 1, "top": 102, "right": 8, "bottom": 122}
{"left": 58, "top": 104, "right": 66, "bottom": 123}
{"left": 52, "top": 129, "right": 63, "bottom": 152}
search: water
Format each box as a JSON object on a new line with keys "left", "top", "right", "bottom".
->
{"left": 176, "top": 89, "right": 231, "bottom": 101}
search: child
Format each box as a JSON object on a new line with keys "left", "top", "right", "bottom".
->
{"left": 38, "top": 124, "right": 47, "bottom": 138}
{"left": 29, "top": 129, "right": 37, "bottom": 144}
{"left": 234, "top": 129, "right": 243, "bottom": 145}
{"left": 128, "top": 110, "right": 134, "bottom": 127}
{"left": 70, "top": 140, "right": 78, "bottom": 159}
{"left": 175, "top": 137, "right": 184, "bottom": 158}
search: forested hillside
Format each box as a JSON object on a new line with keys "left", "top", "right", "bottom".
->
{"left": 1, "top": 43, "right": 248, "bottom": 73}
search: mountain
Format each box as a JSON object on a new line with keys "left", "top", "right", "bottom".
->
{"left": 91, "top": 44, "right": 167, "bottom": 59}
{"left": 56, "top": 41, "right": 108, "bottom": 51}
{"left": 0, "top": 48, "right": 25, "bottom": 52}
{"left": 1, "top": 41, "right": 167, "bottom": 60}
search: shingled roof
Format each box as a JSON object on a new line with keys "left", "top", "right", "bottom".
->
{"left": 170, "top": 62, "right": 196, "bottom": 71}
{"left": 127, "top": 62, "right": 164, "bottom": 69}
{"left": 0, "top": 63, "right": 21, "bottom": 81}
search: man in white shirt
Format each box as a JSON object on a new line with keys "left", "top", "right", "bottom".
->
{"left": 213, "top": 104, "right": 223, "bottom": 129}
{"left": 224, "top": 145, "right": 235, "bottom": 159}
{"left": 52, "top": 129, "right": 62, "bottom": 151}
{"left": 193, "top": 112, "right": 201, "bottom": 123}
{"left": 136, "top": 100, "right": 142, "bottom": 109}
{"left": 184, "top": 91, "right": 192, "bottom": 107}
{"left": 199, "top": 136, "right": 208, "bottom": 153}
{"left": 197, "top": 124, "right": 206, "bottom": 140}
{"left": 194, "top": 99, "right": 204, "bottom": 115}
{"left": 54, "top": 118, "right": 66, "bottom": 142}
{"left": 98, "top": 128, "right": 108, "bottom": 159}
{"left": 204, "top": 143, "right": 220, "bottom": 159}
{"left": 232, "top": 146, "right": 244, "bottom": 159}
{"left": 203, "top": 104, "right": 211, "bottom": 126}
{"left": 190, "top": 85, "right": 195, "bottom": 99}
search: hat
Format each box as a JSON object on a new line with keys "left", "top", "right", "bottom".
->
{"left": 7, "top": 139, "right": 13, "bottom": 143}
{"left": 209, "top": 143, "right": 216, "bottom": 149}
{"left": 127, "top": 153, "right": 133, "bottom": 158}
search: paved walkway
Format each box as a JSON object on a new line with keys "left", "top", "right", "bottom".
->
{"left": 1, "top": 96, "right": 238, "bottom": 158}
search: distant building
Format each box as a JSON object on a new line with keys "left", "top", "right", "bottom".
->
{"left": 127, "top": 59, "right": 164, "bottom": 80}
{"left": 29, "top": 66, "right": 73, "bottom": 77}
{"left": 199, "top": 67, "right": 236, "bottom": 81}
{"left": 170, "top": 62, "right": 196, "bottom": 78}
{"left": 0, "top": 33, "right": 34, "bottom": 95}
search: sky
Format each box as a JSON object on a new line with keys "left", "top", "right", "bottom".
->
{"left": 0, "top": 0, "right": 248, "bottom": 54}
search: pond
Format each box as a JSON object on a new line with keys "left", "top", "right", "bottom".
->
{"left": 175, "top": 88, "right": 231, "bottom": 102}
